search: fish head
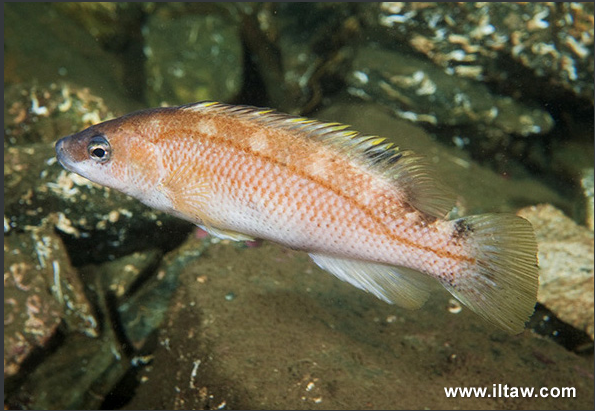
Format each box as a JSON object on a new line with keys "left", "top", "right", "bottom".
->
{"left": 55, "top": 113, "right": 165, "bottom": 198}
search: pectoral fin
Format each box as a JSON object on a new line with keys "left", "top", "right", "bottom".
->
{"left": 308, "top": 254, "right": 434, "bottom": 309}
{"left": 159, "top": 163, "right": 212, "bottom": 226}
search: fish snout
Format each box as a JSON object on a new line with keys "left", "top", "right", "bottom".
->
{"left": 55, "top": 136, "right": 81, "bottom": 171}
{"left": 55, "top": 137, "right": 68, "bottom": 166}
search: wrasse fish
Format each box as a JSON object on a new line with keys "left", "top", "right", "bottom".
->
{"left": 55, "top": 102, "right": 539, "bottom": 333}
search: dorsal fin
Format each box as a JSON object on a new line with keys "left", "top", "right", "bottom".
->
{"left": 182, "top": 101, "right": 455, "bottom": 218}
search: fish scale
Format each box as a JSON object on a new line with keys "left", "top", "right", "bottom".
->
{"left": 55, "top": 101, "right": 539, "bottom": 334}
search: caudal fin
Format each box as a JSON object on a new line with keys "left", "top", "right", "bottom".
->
{"left": 440, "top": 214, "right": 539, "bottom": 334}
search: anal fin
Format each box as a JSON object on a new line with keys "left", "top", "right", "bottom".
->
{"left": 198, "top": 225, "right": 255, "bottom": 242}
{"left": 308, "top": 254, "right": 434, "bottom": 309}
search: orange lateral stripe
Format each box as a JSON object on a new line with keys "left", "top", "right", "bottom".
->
{"left": 170, "top": 125, "right": 475, "bottom": 265}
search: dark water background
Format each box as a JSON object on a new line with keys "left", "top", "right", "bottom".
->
{"left": 4, "top": 3, "right": 594, "bottom": 409}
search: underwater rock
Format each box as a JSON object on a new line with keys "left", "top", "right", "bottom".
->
{"left": 5, "top": 234, "right": 211, "bottom": 409}
{"left": 4, "top": 215, "right": 97, "bottom": 379}
{"left": 518, "top": 204, "right": 594, "bottom": 340}
{"left": 7, "top": 319, "right": 129, "bottom": 410}
{"left": 4, "top": 232, "right": 62, "bottom": 379}
{"left": 4, "top": 220, "right": 203, "bottom": 409}
{"left": 4, "top": 82, "right": 116, "bottom": 146}
{"left": 353, "top": 3, "right": 593, "bottom": 178}
{"left": 347, "top": 45, "right": 554, "bottom": 138}
{"left": 144, "top": 8, "right": 243, "bottom": 106}
{"left": 112, "top": 240, "right": 207, "bottom": 350}
{"left": 366, "top": 2, "right": 594, "bottom": 103}
{"left": 95, "top": 249, "right": 164, "bottom": 300}
{"left": 52, "top": 3, "right": 131, "bottom": 43}
{"left": 244, "top": 3, "right": 359, "bottom": 113}
{"left": 4, "top": 3, "right": 136, "bottom": 111}
{"left": 4, "top": 215, "right": 204, "bottom": 408}
{"left": 50, "top": 3, "right": 149, "bottom": 102}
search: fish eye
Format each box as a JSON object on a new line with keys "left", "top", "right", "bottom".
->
{"left": 88, "top": 135, "right": 111, "bottom": 163}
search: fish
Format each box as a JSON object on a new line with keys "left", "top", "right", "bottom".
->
{"left": 55, "top": 101, "right": 539, "bottom": 333}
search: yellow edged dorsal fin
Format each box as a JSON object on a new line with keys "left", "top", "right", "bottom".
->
{"left": 183, "top": 101, "right": 454, "bottom": 218}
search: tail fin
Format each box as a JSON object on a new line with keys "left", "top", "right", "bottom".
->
{"left": 440, "top": 214, "right": 539, "bottom": 334}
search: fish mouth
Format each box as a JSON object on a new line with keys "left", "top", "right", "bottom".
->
{"left": 55, "top": 137, "right": 76, "bottom": 171}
